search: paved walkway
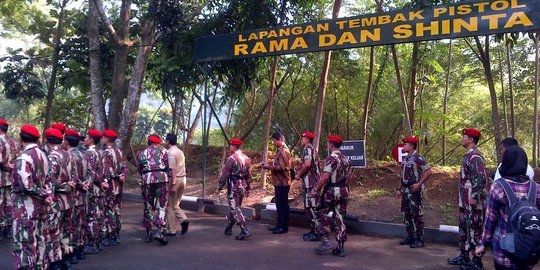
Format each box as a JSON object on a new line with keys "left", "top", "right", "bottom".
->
{"left": 0, "top": 200, "right": 508, "bottom": 270}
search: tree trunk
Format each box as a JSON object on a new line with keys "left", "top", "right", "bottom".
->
{"left": 391, "top": 44, "right": 413, "bottom": 136}
{"left": 204, "top": 89, "right": 217, "bottom": 146}
{"left": 474, "top": 36, "right": 502, "bottom": 159}
{"left": 107, "top": 0, "right": 132, "bottom": 130}
{"left": 43, "top": 0, "right": 68, "bottom": 130}
{"left": 534, "top": 34, "right": 539, "bottom": 167}
{"left": 360, "top": 46, "right": 375, "bottom": 142}
{"left": 88, "top": 0, "right": 107, "bottom": 130}
{"left": 442, "top": 40, "right": 452, "bottom": 165}
{"left": 184, "top": 103, "right": 204, "bottom": 152}
{"left": 117, "top": 19, "right": 157, "bottom": 150}
{"left": 498, "top": 51, "right": 509, "bottom": 137}
{"left": 407, "top": 42, "right": 420, "bottom": 129}
{"left": 259, "top": 57, "right": 279, "bottom": 188}
{"left": 220, "top": 99, "right": 234, "bottom": 170}
{"left": 313, "top": 0, "right": 342, "bottom": 151}
{"left": 506, "top": 41, "right": 516, "bottom": 138}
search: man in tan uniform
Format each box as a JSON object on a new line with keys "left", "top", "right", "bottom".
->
{"left": 164, "top": 134, "right": 189, "bottom": 236}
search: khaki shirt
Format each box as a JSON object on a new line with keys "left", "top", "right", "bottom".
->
{"left": 168, "top": 145, "right": 186, "bottom": 177}
{"left": 271, "top": 144, "right": 291, "bottom": 186}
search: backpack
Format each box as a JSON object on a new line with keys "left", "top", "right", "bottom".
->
{"left": 497, "top": 178, "right": 540, "bottom": 265}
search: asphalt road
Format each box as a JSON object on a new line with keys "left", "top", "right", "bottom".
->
{"left": 0, "top": 200, "right": 512, "bottom": 270}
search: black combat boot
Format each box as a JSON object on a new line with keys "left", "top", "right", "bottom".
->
{"left": 460, "top": 256, "right": 483, "bottom": 270}
{"left": 181, "top": 220, "right": 190, "bottom": 235}
{"left": 154, "top": 230, "right": 168, "bottom": 245}
{"left": 83, "top": 243, "right": 98, "bottom": 254}
{"left": 399, "top": 235, "right": 415, "bottom": 245}
{"left": 76, "top": 247, "right": 86, "bottom": 260}
{"left": 69, "top": 252, "right": 78, "bottom": 265}
{"left": 3, "top": 225, "right": 11, "bottom": 239}
{"left": 61, "top": 256, "right": 72, "bottom": 270}
{"left": 235, "top": 230, "right": 251, "bottom": 240}
{"left": 410, "top": 237, "right": 425, "bottom": 248}
{"left": 224, "top": 221, "right": 235, "bottom": 236}
{"left": 115, "top": 229, "right": 121, "bottom": 244}
{"left": 50, "top": 261, "right": 62, "bottom": 270}
{"left": 144, "top": 229, "right": 153, "bottom": 243}
{"left": 303, "top": 231, "right": 321, "bottom": 242}
{"left": 448, "top": 250, "right": 470, "bottom": 265}
{"left": 316, "top": 236, "right": 335, "bottom": 255}
{"left": 332, "top": 241, "right": 346, "bottom": 257}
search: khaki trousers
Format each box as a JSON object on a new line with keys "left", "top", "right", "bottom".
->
{"left": 165, "top": 176, "right": 188, "bottom": 233}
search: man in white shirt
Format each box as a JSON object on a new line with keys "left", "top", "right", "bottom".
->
{"left": 164, "top": 134, "right": 189, "bottom": 236}
{"left": 493, "top": 138, "right": 534, "bottom": 183}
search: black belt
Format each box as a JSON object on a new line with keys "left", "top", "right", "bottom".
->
{"left": 325, "top": 181, "right": 348, "bottom": 188}
{"left": 141, "top": 168, "right": 168, "bottom": 174}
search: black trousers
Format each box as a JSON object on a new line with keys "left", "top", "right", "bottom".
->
{"left": 274, "top": 185, "right": 290, "bottom": 230}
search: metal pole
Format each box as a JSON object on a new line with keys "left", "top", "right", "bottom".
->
{"left": 196, "top": 62, "right": 215, "bottom": 198}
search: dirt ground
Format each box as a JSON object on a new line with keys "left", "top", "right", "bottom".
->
{"left": 124, "top": 145, "right": 539, "bottom": 228}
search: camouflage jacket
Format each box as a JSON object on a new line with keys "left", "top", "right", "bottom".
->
{"left": 401, "top": 151, "right": 431, "bottom": 188}
{"left": 138, "top": 145, "right": 168, "bottom": 185}
{"left": 68, "top": 147, "right": 89, "bottom": 206}
{"left": 0, "top": 133, "right": 17, "bottom": 187}
{"left": 323, "top": 150, "right": 350, "bottom": 186}
{"left": 48, "top": 145, "right": 73, "bottom": 210}
{"left": 85, "top": 145, "right": 104, "bottom": 196}
{"left": 301, "top": 143, "right": 320, "bottom": 189}
{"left": 103, "top": 145, "right": 128, "bottom": 194}
{"left": 218, "top": 150, "right": 251, "bottom": 191}
{"left": 11, "top": 143, "right": 51, "bottom": 218}
{"left": 459, "top": 147, "right": 488, "bottom": 209}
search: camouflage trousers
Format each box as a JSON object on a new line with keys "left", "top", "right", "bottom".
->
{"left": 316, "top": 187, "right": 349, "bottom": 242}
{"left": 0, "top": 185, "right": 12, "bottom": 228}
{"left": 72, "top": 204, "right": 86, "bottom": 248}
{"left": 12, "top": 215, "right": 48, "bottom": 270}
{"left": 227, "top": 188, "right": 246, "bottom": 226}
{"left": 104, "top": 181, "right": 123, "bottom": 236}
{"left": 303, "top": 187, "right": 323, "bottom": 231}
{"left": 86, "top": 195, "right": 104, "bottom": 243}
{"left": 141, "top": 183, "right": 168, "bottom": 230}
{"left": 401, "top": 190, "right": 424, "bottom": 239}
{"left": 45, "top": 204, "right": 74, "bottom": 264}
{"left": 459, "top": 206, "right": 485, "bottom": 251}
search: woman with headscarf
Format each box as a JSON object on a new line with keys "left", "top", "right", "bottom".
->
{"left": 475, "top": 145, "right": 540, "bottom": 270}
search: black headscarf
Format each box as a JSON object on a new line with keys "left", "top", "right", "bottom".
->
{"left": 499, "top": 145, "right": 529, "bottom": 182}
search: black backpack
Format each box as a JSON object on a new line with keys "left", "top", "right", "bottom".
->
{"left": 498, "top": 178, "right": 540, "bottom": 265}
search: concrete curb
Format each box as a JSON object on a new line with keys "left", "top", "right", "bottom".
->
{"left": 124, "top": 193, "right": 457, "bottom": 245}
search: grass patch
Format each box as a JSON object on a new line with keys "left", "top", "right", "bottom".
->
{"left": 367, "top": 189, "right": 391, "bottom": 199}
{"left": 440, "top": 202, "right": 456, "bottom": 225}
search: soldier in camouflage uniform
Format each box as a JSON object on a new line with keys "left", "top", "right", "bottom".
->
{"left": 397, "top": 136, "right": 432, "bottom": 248}
{"left": 216, "top": 139, "right": 252, "bottom": 240}
{"left": 0, "top": 119, "right": 17, "bottom": 240}
{"left": 64, "top": 129, "right": 89, "bottom": 262}
{"left": 448, "top": 128, "right": 488, "bottom": 270}
{"left": 102, "top": 129, "right": 127, "bottom": 246}
{"left": 293, "top": 132, "right": 321, "bottom": 242}
{"left": 44, "top": 128, "right": 74, "bottom": 270}
{"left": 313, "top": 135, "right": 350, "bottom": 257}
{"left": 12, "top": 125, "right": 52, "bottom": 270}
{"left": 83, "top": 129, "right": 106, "bottom": 254}
{"left": 138, "top": 135, "right": 169, "bottom": 245}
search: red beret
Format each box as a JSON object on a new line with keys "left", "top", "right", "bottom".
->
{"left": 327, "top": 135, "right": 343, "bottom": 144}
{"left": 462, "top": 128, "right": 481, "bottom": 138}
{"left": 21, "top": 125, "right": 40, "bottom": 138}
{"left": 0, "top": 119, "right": 9, "bottom": 126}
{"left": 44, "top": 128, "right": 63, "bottom": 139}
{"left": 87, "top": 129, "right": 102, "bottom": 138}
{"left": 102, "top": 129, "right": 117, "bottom": 139}
{"left": 403, "top": 136, "right": 419, "bottom": 144}
{"left": 229, "top": 139, "right": 243, "bottom": 146}
{"left": 148, "top": 135, "right": 162, "bottom": 144}
{"left": 302, "top": 132, "right": 315, "bottom": 139}
{"left": 51, "top": 123, "right": 67, "bottom": 132}
{"left": 64, "top": 129, "right": 80, "bottom": 137}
